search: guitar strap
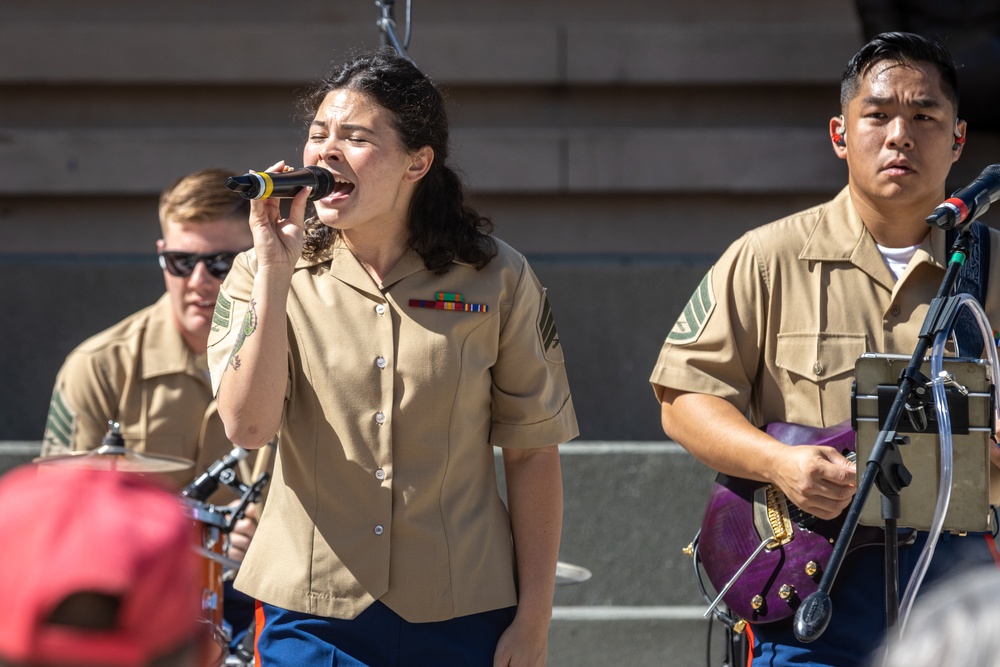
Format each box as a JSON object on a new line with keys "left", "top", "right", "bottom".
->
{"left": 945, "top": 221, "right": 991, "bottom": 358}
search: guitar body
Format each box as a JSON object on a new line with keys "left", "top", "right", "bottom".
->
{"left": 698, "top": 421, "right": 884, "bottom": 624}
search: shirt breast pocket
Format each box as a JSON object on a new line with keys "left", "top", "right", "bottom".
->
{"left": 775, "top": 333, "right": 868, "bottom": 423}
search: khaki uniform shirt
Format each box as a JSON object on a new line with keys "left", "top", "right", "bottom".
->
{"left": 650, "top": 186, "right": 1000, "bottom": 429}
{"left": 42, "top": 294, "right": 267, "bottom": 500}
{"left": 208, "top": 236, "right": 579, "bottom": 622}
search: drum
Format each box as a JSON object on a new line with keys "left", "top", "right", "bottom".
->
{"left": 185, "top": 498, "right": 237, "bottom": 666}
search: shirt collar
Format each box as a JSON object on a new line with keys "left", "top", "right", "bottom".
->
{"left": 797, "top": 186, "right": 949, "bottom": 292}
{"left": 141, "top": 294, "right": 207, "bottom": 380}
{"left": 296, "top": 232, "right": 464, "bottom": 292}
{"left": 799, "top": 186, "right": 870, "bottom": 262}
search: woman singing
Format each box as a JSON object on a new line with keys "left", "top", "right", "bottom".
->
{"left": 208, "top": 48, "right": 579, "bottom": 666}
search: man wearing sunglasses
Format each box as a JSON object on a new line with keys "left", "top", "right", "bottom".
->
{"left": 42, "top": 168, "right": 254, "bottom": 478}
{"left": 40, "top": 168, "right": 264, "bottom": 655}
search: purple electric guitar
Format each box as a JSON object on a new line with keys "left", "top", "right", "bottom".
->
{"left": 697, "top": 421, "right": 889, "bottom": 624}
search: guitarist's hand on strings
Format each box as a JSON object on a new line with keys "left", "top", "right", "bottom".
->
{"left": 660, "top": 389, "right": 856, "bottom": 520}
{"left": 770, "top": 445, "right": 856, "bottom": 521}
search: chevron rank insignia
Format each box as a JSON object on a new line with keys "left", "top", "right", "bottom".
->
{"left": 536, "top": 289, "right": 566, "bottom": 363}
{"left": 43, "top": 388, "right": 76, "bottom": 450}
{"left": 667, "top": 269, "right": 716, "bottom": 344}
{"left": 212, "top": 291, "right": 232, "bottom": 332}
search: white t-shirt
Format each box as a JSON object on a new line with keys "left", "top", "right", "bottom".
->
{"left": 877, "top": 243, "right": 921, "bottom": 281}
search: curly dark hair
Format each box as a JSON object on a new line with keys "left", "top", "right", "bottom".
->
{"left": 298, "top": 48, "right": 497, "bottom": 274}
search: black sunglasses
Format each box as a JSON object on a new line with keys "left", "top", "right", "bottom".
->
{"left": 158, "top": 250, "right": 243, "bottom": 280}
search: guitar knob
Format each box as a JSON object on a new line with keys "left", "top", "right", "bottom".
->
{"left": 804, "top": 561, "right": 820, "bottom": 577}
{"left": 750, "top": 595, "right": 764, "bottom": 610}
{"left": 778, "top": 584, "right": 796, "bottom": 601}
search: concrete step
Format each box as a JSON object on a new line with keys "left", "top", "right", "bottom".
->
{"left": 545, "top": 442, "right": 714, "bottom": 608}
{"left": 0, "top": 441, "right": 40, "bottom": 475}
{"left": 549, "top": 610, "right": 738, "bottom": 667}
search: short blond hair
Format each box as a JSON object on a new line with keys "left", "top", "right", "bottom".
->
{"left": 158, "top": 168, "right": 250, "bottom": 235}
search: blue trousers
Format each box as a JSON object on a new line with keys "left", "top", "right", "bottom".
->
{"left": 223, "top": 580, "right": 256, "bottom": 652}
{"left": 255, "top": 600, "right": 516, "bottom": 666}
{"left": 751, "top": 532, "right": 999, "bottom": 666}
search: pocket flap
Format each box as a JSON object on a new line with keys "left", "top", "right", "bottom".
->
{"left": 775, "top": 333, "right": 867, "bottom": 380}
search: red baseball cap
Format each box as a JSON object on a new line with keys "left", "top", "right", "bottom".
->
{"left": 0, "top": 464, "right": 201, "bottom": 667}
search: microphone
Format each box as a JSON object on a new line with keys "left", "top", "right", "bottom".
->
{"left": 926, "top": 164, "right": 1000, "bottom": 229}
{"left": 181, "top": 446, "right": 249, "bottom": 502}
{"left": 224, "top": 166, "right": 335, "bottom": 201}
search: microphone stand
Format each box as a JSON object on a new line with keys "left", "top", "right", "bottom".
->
{"left": 375, "top": 0, "right": 413, "bottom": 60}
{"left": 793, "top": 221, "right": 978, "bottom": 642}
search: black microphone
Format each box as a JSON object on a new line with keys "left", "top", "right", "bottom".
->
{"left": 224, "top": 166, "right": 335, "bottom": 201}
{"left": 926, "top": 164, "right": 1000, "bottom": 229}
{"left": 181, "top": 446, "right": 249, "bottom": 502}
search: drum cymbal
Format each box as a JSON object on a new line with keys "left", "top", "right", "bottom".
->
{"left": 35, "top": 445, "right": 194, "bottom": 474}
{"left": 555, "top": 561, "right": 592, "bottom": 585}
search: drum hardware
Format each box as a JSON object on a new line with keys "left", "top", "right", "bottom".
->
{"left": 184, "top": 450, "right": 270, "bottom": 561}
{"left": 226, "top": 623, "right": 256, "bottom": 667}
{"left": 183, "top": 446, "right": 251, "bottom": 502}
{"left": 207, "top": 471, "right": 268, "bottom": 533}
{"left": 555, "top": 561, "right": 592, "bottom": 585}
{"left": 35, "top": 421, "right": 194, "bottom": 473}
{"left": 191, "top": 542, "right": 242, "bottom": 572}
{"left": 185, "top": 451, "right": 269, "bottom": 667}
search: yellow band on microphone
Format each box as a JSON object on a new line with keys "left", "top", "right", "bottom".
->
{"left": 258, "top": 172, "right": 274, "bottom": 199}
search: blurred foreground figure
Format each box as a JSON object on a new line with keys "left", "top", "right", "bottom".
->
{"left": 0, "top": 464, "right": 207, "bottom": 667}
{"left": 871, "top": 565, "right": 1000, "bottom": 667}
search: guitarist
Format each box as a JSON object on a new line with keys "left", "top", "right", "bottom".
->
{"left": 650, "top": 32, "right": 1000, "bottom": 667}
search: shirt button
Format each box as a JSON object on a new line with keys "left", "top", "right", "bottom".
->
{"left": 813, "top": 361, "right": 824, "bottom": 376}
{"left": 375, "top": 356, "right": 387, "bottom": 369}
{"left": 891, "top": 305, "right": 901, "bottom": 316}
{"left": 375, "top": 468, "right": 386, "bottom": 480}
{"left": 375, "top": 304, "right": 386, "bottom": 316}
{"left": 374, "top": 411, "right": 386, "bottom": 425}
{"left": 374, "top": 524, "right": 384, "bottom": 536}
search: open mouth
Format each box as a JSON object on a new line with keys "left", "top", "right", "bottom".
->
{"left": 331, "top": 176, "right": 355, "bottom": 197}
